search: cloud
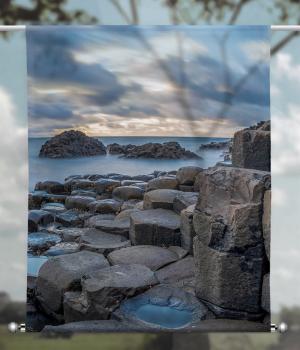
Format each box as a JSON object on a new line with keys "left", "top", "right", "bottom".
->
{"left": 241, "top": 41, "right": 269, "bottom": 62}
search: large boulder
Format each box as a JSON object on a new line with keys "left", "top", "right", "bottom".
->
{"left": 36, "top": 251, "right": 109, "bottom": 317}
{"left": 107, "top": 245, "right": 178, "bottom": 270}
{"left": 34, "top": 181, "right": 65, "bottom": 194}
{"left": 88, "top": 199, "right": 122, "bottom": 214}
{"left": 39, "top": 130, "right": 106, "bottom": 158}
{"left": 232, "top": 121, "right": 270, "bottom": 171}
{"left": 173, "top": 192, "right": 198, "bottom": 214}
{"left": 180, "top": 204, "right": 196, "bottom": 254}
{"left": 176, "top": 166, "right": 203, "bottom": 185}
{"left": 28, "top": 210, "right": 54, "bottom": 232}
{"left": 94, "top": 218, "right": 131, "bottom": 238}
{"left": 147, "top": 176, "right": 178, "bottom": 191}
{"left": 143, "top": 189, "right": 182, "bottom": 210}
{"left": 129, "top": 209, "right": 181, "bottom": 247}
{"left": 94, "top": 179, "right": 120, "bottom": 194}
{"left": 262, "top": 190, "right": 271, "bottom": 261}
{"left": 84, "top": 214, "right": 116, "bottom": 227}
{"left": 65, "top": 196, "right": 95, "bottom": 211}
{"left": 112, "top": 186, "right": 144, "bottom": 200}
{"left": 56, "top": 209, "right": 85, "bottom": 227}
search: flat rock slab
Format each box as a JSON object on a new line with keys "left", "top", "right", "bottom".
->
{"left": 52, "top": 227, "right": 89, "bottom": 242}
{"left": 28, "top": 210, "right": 55, "bottom": 232}
{"left": 116, "top": 284, "right": 209, "bottom": 330}
{"left": 129, "top": 209, "right": 181, "bottom": 247}
{"left": 88, "top": 199, "right": 122, "bottom": 214}
{"left": 35, "top": 181, "right": 65, "bottom": 194}
{"left": 79, "top": 229, "right": 131, "bottom": 255}
{"left": 28, "top": 232, "right": 62, "bottom": 252}
{"left": 36, "top": 251, "right": 109, "bottom": 316}
{"left": 112, "top": 186, "right": 144, "bottom": 200}
{"left": 143, "top": 189, "right": 182, "bottom": 210}
{"left": 79, "top": 264, "right": 158, "bottom": 319}
{"left": 95, "top": 179, "right": 120, "bottom": 194}
{"left": 108, "top": 245, "right": 178, "bottom": 271}
{"left": 71, "top": 190, "right": 97, "bottom": 198}
{"left": 94, "top": 218, "right": 130, "bottom": 238}
{"left": 173, "top": 192, "right": 198, "bottom": 214}
{"left": 84, "top": 214, "right": 116, "bottom": 227}
{"left": 156, "top": 256, "right": 195, "bottom": 284}
{"left": 65, "top": 196, "right": 95, "bottom": 211}
{"left": 56, "top": 209, "right": 83, "bottom": 227}
{"left": 43, "top": 242, "right": 80, "bottom": 256}
{"left": 147, "top": 177, "right": 178, "bottom": 191}
{"left": 41, "top": 202, "right": 66, "bottom": 215}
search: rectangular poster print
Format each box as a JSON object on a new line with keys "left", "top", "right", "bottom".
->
{"left": 27, "top": 26, "right": 271, "bottom": 332}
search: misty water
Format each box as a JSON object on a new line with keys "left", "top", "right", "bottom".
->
{"left": 29, "top": 136, "right": 229, "bottom": 191}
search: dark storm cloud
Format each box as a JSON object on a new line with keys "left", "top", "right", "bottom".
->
{"left": 29, "top": 102, "right": 74, "bottom": 120}
{"left": 26, "top": 28, "right": 125, "bottom": 106}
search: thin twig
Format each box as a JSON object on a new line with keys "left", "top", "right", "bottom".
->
{"left": 111, "top": 0, "right": 132, "bottom": 24}
{"left": 130, "top": 0, "right": 139, "bottom": 24}
{"left": 271, "top": 31, "right": 300, "bottom": 56}
{"left": 229, "top": 0, "right": 252, "bottom": 25}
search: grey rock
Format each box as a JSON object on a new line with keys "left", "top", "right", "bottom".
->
{"left": 180, "top": 204, "right": 196, "bottom": 254}
{"left": 28, "top": 210, "right": 54, "bottom": 232}
{"left": 121, "top": 199, "right": 142, "bottom": 211}
{"left": 39, "top": 130, "right": 106, "bottom": 158}
{"left": 232, "top": 121, "right": 270, "bottom": 171}
{"left": 88, "top": 199, "right": 122, "bottom": 214}
{"left": 44, "top": 242, "right": 80, "bottom": 256}
{"left": 263, "top": 190, "right": 271, "bottom": 261}
{"left": 36, "top": 251, "right": 109, "bottom": 316}
{"left": 70, "top": 179, "right": 95, "bottom": 191}
{"left": 95, "top": 179, "right": 120, "bottom": 194}
{"left": 71, "top": 190, "right": 97, "bottom": 198}
{"left": 173, "top": 192, "right": 198, "bottom": 214}
{"left": 41, "top": 202, "right": 66, "bottom": 215}
{"left": 143, "top": 189, "right": 182, "bottom": 210}
{"left": 176, "top": 166, "right": 203, "bottom": 185}
{"left": 35, "top": 181, "right": 65, "bottom": 194}
{"left": 95, "top": 218, "right": 130, "bottom": 238}
{"left": 261, "top": 273, "right": 270, "bottom": 313}
{"left": 132, "top": 174, "right": 155, "bottom": 182}
{"left": 29, "top": 191, "right": 67, "bottom": 209}
{"left": 65, "top": 196, "right": 95, "bottom": 211}
{"left": 84, "top": 214, "right": 116, "bottom": 227}
{"left": 178, "top": 185, "right": 195, "bottom": 192}
{"left": 129, "top": 209, "right": 181, "bottom": 247}
{"left": 56, "top": 209, "right": 83, "bottom": 227}
{"left": 147, "top": 176, "right": 179, "bottom": 191}
{"left": 112, "top": 186, "right": 144, "bottom": 200}
{"left": 168, "top": 245, "right": 188, "bottom": 259}
{"left": 53, "top": 227, "right": 89, "bottom": 242}
{"left": 107, "top": 245, "right": 178, "bottom": 270}
{"left": 28, "top": 232, "right": 62, "bottom": 252}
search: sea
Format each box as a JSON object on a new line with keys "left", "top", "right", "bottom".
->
{"left": 29, "top": 136, "right": 230, "bottom": 191}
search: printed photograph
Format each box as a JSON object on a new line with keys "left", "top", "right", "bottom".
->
{"left": 26, "top": 25, "right": 271, "bottom": 332}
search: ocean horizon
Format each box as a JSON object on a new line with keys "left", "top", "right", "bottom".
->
{"left": 29, "top": 136, "right": 230, "bottom": 191}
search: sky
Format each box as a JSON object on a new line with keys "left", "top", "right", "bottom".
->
{"left": 27, "top": 26, "right": 270, "bottom": 138}
{"left": 0, "top": 1, "right": 300, "bottom": 317}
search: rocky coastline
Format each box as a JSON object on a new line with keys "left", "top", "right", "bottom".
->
{"left": 28, "top": 121, "right": 271, "bottom": 333}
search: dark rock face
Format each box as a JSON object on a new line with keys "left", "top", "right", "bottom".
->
{"left": 232, "top": 121, "right": 270, "bottom": 171}
{"left": 199, "top": 140, "right": 231, "bottom": 150}
{"left": 39, "top": 130, "right": 106, "bottom": 158}
{"left": 28, "top": 210, "right": 54, "bottom": 232}
{"left": 107, "top": 142, "right": 200, "bottom": 159}
{"left": 193, "top": 166, "right": 270, "bottom": 318}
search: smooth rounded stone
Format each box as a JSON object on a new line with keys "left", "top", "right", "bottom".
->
{"left": 56, "top": 209, "right": 83, "bottom": 227}
{"left": 173, "top": 192, "right": 198, "bottom": 214}
{"left": 70, "top": 179, "right": 95, "bottom": 191}
{"left": 53, "top": 227, "right": 89, "bottom": 242}
{"left": 143, "top": 189, "right": 182, "bottom": 210}
{"left": 79, "top": 229, "right": 131, "bottom": 255}
{"left": 121, "top": 199, "right": 142, "bottom": 211}
{"left": 27, "top": 256, "right": 48, "bottom": 277}
{"left": 147, "top": 176, "right": 179, "bottom": 191}
{"left": 81, "top": 264, "right": 158, "bottom": 319}
{"left": 28, "top": 210, "right": 55, "bottom": 232}
{"left": 65, "top": 196, "right": 95, "bottom": 211}
{"left": 156, "top": 256, "right": 195, "bottom": 284}
{"left": 107, "top": 245, "right": 178, "bottom": 271}
{"left": 176, "top": 166, "right": 203, "bottom": 185}
{"left": 109, "top": 174, "right": 132, "bottom": 181}
{"left": 71, "top": 190, "right": 97, "bottom": 198}
{"left": 88, "top": 199, "right": 122, "bottom": 214}
{"left": 121, "top": 180, "right": 143, "bottom": 186}
{"left": 94, "top": 218, "right": 130, "bottom": 238}
{"left": 132, "top": 182, "right": 148, "bottom": 191}
{"left": 112, "top": 186, "right": 144, "bottom": 200}
{"left": 180, "top": 204, "right": 196, "bottom": 254}
{"left": 132, "top": 174, "right": 155, "bottom": 182}
{"left": 84, "top": 214, "right": 116, "bottom": 227}
{"left": 36, "top": 251, "right": 109, "bottom": 316}
{"left": 41, "top": 202, "right": 66, "bottom": 215}
{"left": 116, "top": 284, "right": 209, "bottom": 330}
{"left": 262, "top": 190, "right": 271, "bottom": 261}
{"left": 28, "top": 232, "right": 62, "bottom": 252}
{"left": 129, "top": 209, "right": 181, "bottom": 247}
{"left": 168, "top": 246, "right": 188, "bottom": 259}
{"left": 115, "top": 209, "right": 140, "bottom": 220}
{"left": 30, "top": 191, "right": 67, "bottom": 209}
{"left": 95, "top": 179, "right": 120, "bottom": 194}
{"left": 39, "top": 130, "right": 106, "bottom": 158}
{"left": 43, "top": 242, "right": 80, "bottom": 256}
{"left": 35, "top": 181, "right": 65, "bottom": 194}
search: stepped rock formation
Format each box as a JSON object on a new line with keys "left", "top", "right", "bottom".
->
{"left": 39, "top": 130, "right": 106, "bottom": 158}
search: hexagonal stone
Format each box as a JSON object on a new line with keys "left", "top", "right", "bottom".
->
{"left": 44, "top": 242, "right": 80, "bottom": 256}
{"left": 88, "top": 199, "right": 122, "bottom": 214}
{"left": 28, "top": 210, "right": 55, "bottom": 232}
{"left": 180, "top": 204, "right": 196, "bottom": 254}
{"left": 70, "top": 179, "right": 95, "bottom": 191}
{"left": 28, "top": 232, "right": 62, "bottom": 252}
{"left": 155, "top": 256, "right": 195, "bottom": 284}
{"left": 56, "top": 209, "right": 83, "bottom": 227}
{"left": 79, "top": 229, "right": 131, "bottom": 255}
{"left": 176, "top": 166, "right": 203, "bottom": 185}
{"left": 41, "top": 202, "right": 66, "bottom": 215}
{"left": 84, "top": 214, "right": 116, "bottom": 228}
{"left": 112, "top": 186, "right": 144, "bottom": 200}
{"left": 147, "top": 176, "right": 178, "bottom": 191}
{"left": 36, "top": 251, "right": 109, "bottom": 316}
{"left": 94, "top": 218, "right": 130, "bottom": 238}
{"left": 129, "top": 209, "right": 180, "bottom": 247}
{"left": 95, "top": 179, "right": 120, "bottom": 194}
{"left": 35, "top": 181, "right": 65, "bottom": 194}
{"left": 65, "top": 196, "right": 95, "bottom": 211}
{"left": 52, "top": 227, "right": 89, "bottom": 242}
{"left": 143, "top": 189, "right": 182, "bottom": 210}
{"left": 107, "top": 245, "right": 178, "bottom": 271}
{"left": 71, "top": 190, "right": 97, "bottom": 198}
{"left": 173, "top": 192, "right": 198, "bottom": 214}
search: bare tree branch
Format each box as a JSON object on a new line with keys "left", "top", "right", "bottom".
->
{"left": 271, "top": 31, "right": 300, "bottom": 56}
{"left": 111, "top": 0, "right": 132, "bottom": 24}
{"left": 130, "top": 0, "right": 139, "bottom": 24}
{"left": 228, "top": 0, "right": 252, "bottom": 25}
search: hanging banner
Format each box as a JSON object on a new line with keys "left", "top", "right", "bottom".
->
{"left": 26, "top": 25, "right": 271, "bottom": 332}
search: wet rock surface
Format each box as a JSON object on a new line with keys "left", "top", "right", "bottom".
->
{"left": 39, "top": 130, "right": 106, "bottom": 158}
